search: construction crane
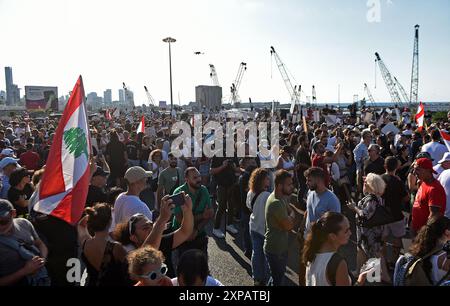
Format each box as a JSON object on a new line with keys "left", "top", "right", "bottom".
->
{"left": 270, "top": 46, "right": 300, "bottom": 113}
{"left": 410, "top": 24, "right": 420, "bottom": 105}
{"left": 394, "top": 77, "right": 410, "bottom": 104}
{"left": 364, "top": 83, "right": 376, "bottom": 107}
{"left": 229, "top": 62, "right": 247, "bottom": 106}
{"left": 375, "top": 52, "right": 402, "bottom": 105}
{"left": 144, "top": 86, "right": 156, "bottom": 106}
{"left": 312, "top": 85, "right": 317, "bottom": 106}
{"left": 209, "top": 64, "right": 220, "bottom": 87}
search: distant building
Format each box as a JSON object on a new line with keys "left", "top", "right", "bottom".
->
{"left": 195, "top": 86, "right": 222, "bottom": 111}
{"left": 86, "top": 92, "right": 103, "bottom": 109}
{"left": 5, "top": 67, "right": 20, "bottom": 106}
{"left": 124, "top": 89, "right": 134, "bottom": 107}
{"left": 118, "top": 89, "right": 125, "bottom": 103}
{"left": 103, "top": 89, "right": 112, "bottom": 104}
{"left": 0, "top": 90, "right": 6, "bottom": 103}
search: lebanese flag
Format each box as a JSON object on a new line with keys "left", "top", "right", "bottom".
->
{"left": 415, "top": 102, "right": 424, "bottom": 131}
{"left": 33, "top": 76, "right": 92, "bottom": 225}
{"left": 105, "top": 109, "right": 112, "bottom": 121}
{"left": 440, "top": 130, "right": 450, "bottom": 152}
{"left": 137, "top": 116, "right": 145, "bottom": 134}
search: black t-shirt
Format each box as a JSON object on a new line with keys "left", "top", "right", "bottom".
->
{"left": 126, "top": 140, "right": 139, "bottom": 160}
{"left": 160, "top": 233, "right": 175, "bottom": 278}
{"left": 86, "top": 185, "right": 108, "bottom": 207}
{"left": 8, "top": 184, "right": 33, "bottom": 217}
{"left": 105, "top": 141, "right": 126, "bottom": 169}
{"left": 295, "top": 147, "right": 311, "bottom": 182}
{"left": 364, "top": 157, "right": 385, "bottom": 176}
{"left": 381, "top": 174, "right": 408, "bottom": 221}
{"left": 211, "top": 156, "right": 238, "bottom": 187}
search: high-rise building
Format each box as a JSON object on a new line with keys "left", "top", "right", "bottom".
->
{"left": 86, "top": 92, "right": 102, "bottom": 108}
{"left": 0, "top": 90, "right": 6, "bottom": 102}
{"left": 103, "top": 89, "right": 112, "bottom": 104}
{"left": 118, "top": 89, "right": 125, "bottom": 103}
{"left": 125, "top": 90, "right": 134, "bottom": 107}
{"left": 5, "top": 67, "right": 14, "bottom": 105}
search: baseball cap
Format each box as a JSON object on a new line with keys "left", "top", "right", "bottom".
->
{"left": 124, "top": 166, "right": 152, "bottom": 184}
{"left": 0, "top": 157, "right": 20, "bottom": 169}
{"left": 438, "top": 152, "right": 450, "bottom": 164}
{"left": 0, "top": 199, "right": 14, "bottom": 217}
{"left": 415, "top": 158, "right": 437, "bottom": 174}
{"left": 415, "top": 152, "right": 434, "bottom": 161}
{"left": 1, "top": 148, "right": 15, "bottom": 157}
{"left": 93, "top": 166, "right": 110, "bottom": 177}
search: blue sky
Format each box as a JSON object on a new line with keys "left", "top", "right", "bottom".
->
{"left": 0, "top": 0, "right": 449, "bottom": 105}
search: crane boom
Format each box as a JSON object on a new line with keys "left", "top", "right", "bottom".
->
{"left": 312, "top": 85, "right": 317, "bottom": 105}
{"left": 364, "top": 83, "right": 376, "bottom": 106}
{"left": 375, "top": 52, "right": 402, "bottom": 105}
{"left": 394, "top": 77, "right": 409, "bottom": 104}
{"left": 209, "top": 64, "right": 220, "bottom": 87}
{"left": 410, "top": 24, "right": 420, "bottom": 105}
{"left": 270, "top": 46, "right": 300, "bottom": 113}
{"left": 144, "top": 86, "right": 156, "bottom": 106}
{"left": 230, "top": 62, "right": 247, "bottom": 106}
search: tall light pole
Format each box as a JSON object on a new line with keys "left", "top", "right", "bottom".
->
{"left": 163, "top": 37, "right": 176, "bottom": 113}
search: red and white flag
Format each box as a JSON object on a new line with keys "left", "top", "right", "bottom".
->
{"left": 137, "top": 116, "right": 145, "bottom": 134}
{"left": 415, "top": 102, "right": 425, "bottom": 131}
{"left": 105, "top": 109, "right": 112, "bottom": 121}
{"left": 33, "top": 76, "right": 92, "bottom": 225}
{"left": 440, "top": 130, "right": 450, "bottom": 152}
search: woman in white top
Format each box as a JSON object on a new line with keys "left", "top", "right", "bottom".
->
{"left": 276, "top": 146, "right": 295, "bottom": 177}
{"left": 407, "top": 216, "right": 450, "bottom": 285}
{"left": 303, "top": 212, "right": 372, "bottom": 286}
{"left": 246, "top": 168, "right": 271, "bottom": 286}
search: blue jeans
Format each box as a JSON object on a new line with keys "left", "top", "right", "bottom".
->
{"left": 251, "top": 231, "right": 269, "bottom": 284}
{"left": 264, "top": 251, "right": 288, "bottom": 286}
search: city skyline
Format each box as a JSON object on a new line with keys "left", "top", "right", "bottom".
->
{"left": 1, "top": 0, "right": 449, "bottom": 106}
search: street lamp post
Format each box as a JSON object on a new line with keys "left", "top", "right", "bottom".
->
{"left": 163, "top": 37, "right": 176, "bottom": 113}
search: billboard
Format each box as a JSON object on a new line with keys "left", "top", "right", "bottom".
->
{"left": 25, "top": 86, "right": 58, "bottom": 111}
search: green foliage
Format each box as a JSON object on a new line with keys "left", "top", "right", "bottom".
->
{"left": 431, "top": 111, "right": 448, "bottom": 123}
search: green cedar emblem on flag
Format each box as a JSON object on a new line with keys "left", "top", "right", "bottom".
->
{"left": 63, "top": 127, "right": 88, "bottom": 159}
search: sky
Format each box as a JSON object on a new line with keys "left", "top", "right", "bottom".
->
{"left": 1, "top": 0, "right": 449, "bottom": 105}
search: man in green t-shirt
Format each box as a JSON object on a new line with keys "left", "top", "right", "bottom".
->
{"left": 157, "top": 153, "right": 184, "bottom": 210}
{"left": 172, "top": 167, "right": 213, "bottom": 257}
{"left": 264, "top": 170, "right": 296, "bottom": 286}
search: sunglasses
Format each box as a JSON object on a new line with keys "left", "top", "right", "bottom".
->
{"left": 136, "top": 264, "right": 168, "bottom": 281}
{"left": 128, "top": 213, "right": 146, "bottom": 235}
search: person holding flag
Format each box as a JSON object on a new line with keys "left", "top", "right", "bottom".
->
{"left": 30, "top": 76, "right": 97, "bottom": 286}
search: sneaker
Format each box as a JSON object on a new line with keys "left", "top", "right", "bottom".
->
{"left": 212, "top": 228, "right": 225, "bottom": 239}
{"left": 226, "top": 224, "right": 239, "bottom": 235}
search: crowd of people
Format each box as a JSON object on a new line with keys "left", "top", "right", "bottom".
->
{"left": 0, "top": 106, "right": 449, "bottom": 286}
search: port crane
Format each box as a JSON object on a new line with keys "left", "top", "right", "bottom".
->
{"left": 144, "top": 86, "right": 156, "bottom": 106}
{"left": 270, "top": 46, "right": 301, "bottom": 113}
{"left": 394, "top": 77, "right": 410, "bottom": 104}
{"left": 375, "top": 52, "right": 403, "bottom": 106}
{"left": 230, "top": 62, "right": 247, "bottom": 106}
{"left": 209, "top": 64, "right": 220, "bottom": 87}
{"left": 364, "top": 83, "right": 376, "bottom": 107}
{"left": 410, "top": 25, "right": 420, "bottom": 105}
{"left": 312, "top": 85, "right": 317, "bottom": 106}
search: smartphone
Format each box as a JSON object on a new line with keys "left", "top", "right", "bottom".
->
{"left": 168, "top": 193, "right": 184, "bottom": 207}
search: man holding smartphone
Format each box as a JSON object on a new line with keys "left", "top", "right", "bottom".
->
{"left": 171, "top": 167, "right": 213, "bottom": 257}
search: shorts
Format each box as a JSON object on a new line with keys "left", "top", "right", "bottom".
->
{"left": 383, "top": 219, "right": 406, "bottom": 239}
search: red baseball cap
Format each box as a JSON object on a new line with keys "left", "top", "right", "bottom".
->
{"left": 415, "top": 158, "right": 437, "bottom": 174}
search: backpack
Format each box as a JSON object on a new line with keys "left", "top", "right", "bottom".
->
{"left": 393, "top": 248, "right": 441, "bottom": 286}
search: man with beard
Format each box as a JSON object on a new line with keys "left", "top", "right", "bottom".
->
{"left": 157, "top": 153, "right": 184, "bottom": 211}
{"left": 303, "top": 167, "right": 341, "bottom": 236}
{"left": 172, "top": 167, "right": 213, "bottom": 257}
{"left": 263, "top": 170, "right": 297, "bottom": 286}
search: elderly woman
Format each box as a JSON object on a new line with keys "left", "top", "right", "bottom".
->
{"left": 347, "top": 173, "right": 388, "bottom": 278}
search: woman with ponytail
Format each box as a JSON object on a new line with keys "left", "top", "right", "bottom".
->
{"left": 303, "top": 212, "right": 371, "bottom": 286}
{"left": 77, "top": 203, "right": 129, "bottom": 286}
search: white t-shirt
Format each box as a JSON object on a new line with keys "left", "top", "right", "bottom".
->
{"left": 171, "top": 276, "right": 224, "bottom": 286}
{"left": 113, "top": 193, "right": 153, "bottom": 226}
{"left": 246, "top": 191, "right": 271, "bottom": 236}
{"left": 438, "top": 169, "right": 450, "bottom": 218}
{"left": 421, "top": 142, "right": 448, "bottom": 166}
